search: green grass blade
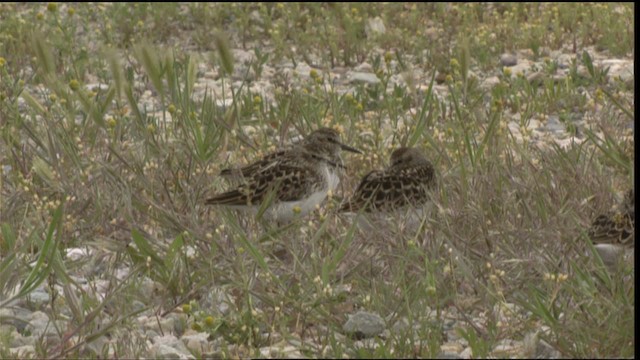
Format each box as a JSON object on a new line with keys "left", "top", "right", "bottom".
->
{"left": 0, "top": 204, "right": 63, "bottom": 308}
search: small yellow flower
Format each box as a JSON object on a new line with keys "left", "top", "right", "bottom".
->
{"left": 443, "top": 264, "right": 451, "bottom": 275}
{"left": 595, "top": 88, "right": 604, "bottom": 102}
{"left": 384, "top": 51, "right": 393, "bottom": 64}
{"left": 503, "top": 67, "right": 512, "bottom": 77}
{"left": 253, "top": 95, "right": 262, "bottom": 104}
{"left": 450, "top": 58, "right": 459, "bottom": 68}
{"left": 47, "top": 3, "right": 58, "bottom": 12}
{"left": 204, "top": 316, "right": 215, "bottom": 327}
{"left": 0, "top": 57, "right": 5, "bottom": 67}
{"left": 292, "top": 206, "right": 302, "bottom": 214}
{"left": 106, "top": 117, "right": 116, "bottom": 127}
{"left": 67, "top": 7, "right": 75, "bottom": 16}
{"left": 36, "top": 12, "right": 44, "bottom": 21}
{"left": 309, "top": 69, "right": 319, "bottom": 79}
{"left": 68, "top": 79, "right": 80, "bottom": 91}
{"left": 167, "top": 104, "right": 176, "bottom": 114}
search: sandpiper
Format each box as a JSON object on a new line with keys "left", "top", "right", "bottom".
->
{"left": 207, "top": 128, "right": 362, "bottom": 223}
{"left": 588, "top": 189, "right": 635, "bottom": 269}
{"left": 340, "top": 147, "right": 436, "bottom": 232}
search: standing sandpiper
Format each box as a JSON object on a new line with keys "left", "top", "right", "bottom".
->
{"left": 588, "top": 189, "right": 635, "bottom": 269}
{"left": 340, "top": 147, "right": 436, "bottom": 232}
{"left": 206, "top": 128, "right": 362, "bottom": 223}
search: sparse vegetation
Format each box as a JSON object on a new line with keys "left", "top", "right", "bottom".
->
{"left": 0, "top": 3, "right": 634, "bottom": 358}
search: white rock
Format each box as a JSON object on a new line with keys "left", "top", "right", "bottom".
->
{"left": 150, "top": 334, "right": 194, "bottom": 360}
{"left": 365, "top": 17, "right": 386, "bottom": 37}
{"left": 181, "top": 331, "right": 211, "bottom": 353}
{"left": 354, "top": 62, "right": 373, "bottom": 73}
{"left": 10, "top": 345, "right": 36, "bottom": 358}
{"left": 26, "top": 311, "right": 59, "bottom": 337}
{"left": 508, "top": 59, "right": 533, "bottom": 77}
{"left": 481, "top": 76, "right": 500, "bottom": 90}
{"left": 459, "top": 346, "right": 473, "bottom": 359}
{"left": 348, "top": 72, "right": 381, "bottom": 85}
{"left": 259, "top": 343, "right": 304, "bottom": 359}
{"left": 440, "top": 342, "right": 464, "bottom": 353}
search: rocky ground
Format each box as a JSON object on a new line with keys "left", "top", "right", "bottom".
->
{"left": 0, "top": 3, "right": 634, "bottom": 359}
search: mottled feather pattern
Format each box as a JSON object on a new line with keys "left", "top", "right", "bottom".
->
{"left": 588, "top": 189, "right": 635, "bottom": 247}
{"left": 340, "top": 147, "right": 436, "bottom": 213}
{"left": 219, "top": 150, "right": 286, "bottom": 179}
{"left": 206, "top": 158, "right": 325, "bottom": 206}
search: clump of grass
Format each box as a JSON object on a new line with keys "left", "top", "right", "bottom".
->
{"left": 0, "top": 3, "right": 634, "bottom": 358}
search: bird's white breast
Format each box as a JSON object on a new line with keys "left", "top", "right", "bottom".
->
{"left": 325, "top": 164, "right": 341, "bottom": 192}
{"left": 263, "top": 164, "right": 340, "bottom": 222}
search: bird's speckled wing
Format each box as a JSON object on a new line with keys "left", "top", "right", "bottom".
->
{"left": 219, "top": 150, "right": 287, "bottom": 179}
{"left": 588, "top": 211, "right": 635, "bottom": 247}
{"left": 340, "top": 165, "right": 434, "bottom": 212}
{"left": 207, "top": 160, "right": 325, "bottom": 206}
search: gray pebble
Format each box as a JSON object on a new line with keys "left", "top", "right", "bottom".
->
{"left": 500, "top": 53, "right": 518, "bottom": 67}
{"left": 343, "top": 311, "right": 386, "bottom": 339}
{"left": 348, "top": 72, "right": 381, "bottom": 85}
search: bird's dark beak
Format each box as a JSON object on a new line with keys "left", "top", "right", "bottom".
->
{"left": 340, "top": 143, "right": 363, "bottom": 154}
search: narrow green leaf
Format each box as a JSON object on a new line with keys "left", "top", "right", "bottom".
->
{"left": 105, "top": 47, "right": 127, "bottom": 98}
{"left": 0, "top": 204, "right": 63, "bottom": 308}
{"left": 213, "top": 31, "right": 234, "bottom": 75}
{"left": 601, "top": 88, "right": 634, "bottom": 121}
{"left": 186, "top": 55, "right": 197, "bottom": 97}
{"left": 76, "top": 89, "right": 105, "bottom": 127}
{"left": 582, "top": 50, "right": 595, "bottom": 78}
{"left": 32, "top": 157, "right": 55, "bottom": 185}
{"left": 321, "top": 216, "right": 358, "bottom": 283}
{"left": 166, "top": 233, "right": 185, "bottom": 268}
{"left": 256, "top": 186, "right": 279, "bottom": 221}
{"left": 460, "top": 36, "right": 470, "bottom": 91}
{"left": 125, "top": 84, "right": 144, "bottom": 123}
{"left": 237, "top": 232, "right": 270, "bottom": 273}
{"left": 31, "top": 31, "right": 56, "bottom": 76}
{"left": 21, "top": 90, "right": 47, "bottom": 116}
{"left": 409, "top": 71, "right": 436, "bottom": 147}
{"left": 133, "top": 42, "right": 165, "bottom": 99}
{"left": 1, "top": 223, "right": 16, "bottom": 253}
{"left": 131, "top": 229, "right": 164, "bottom": 266}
